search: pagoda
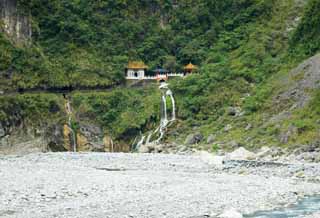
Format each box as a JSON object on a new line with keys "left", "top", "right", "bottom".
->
{"left": 183, "top": 62, "right": 198, "bottom": 75}
{"left": 125, "top": 61, "right": 148, "bottom": 79}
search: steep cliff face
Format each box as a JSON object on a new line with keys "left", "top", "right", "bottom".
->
{"left": 0, "top": 0, "right": 31, "bottom": 44}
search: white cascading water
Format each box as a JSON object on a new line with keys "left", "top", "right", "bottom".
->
{"left": 136, "top": 135, "right": 145, "bottom": 149}
{"left": 167, "top": 89, "right": 176, "bottom": 121}
{"left": 135, "top": 82, "right": 176, "bottom": 150}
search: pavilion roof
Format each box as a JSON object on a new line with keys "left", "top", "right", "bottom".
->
{"left": 184, "top": 62, "right": 198, "bottom": 70}
{"left": 127, "top": 61, "right": 148, "bottom": 69}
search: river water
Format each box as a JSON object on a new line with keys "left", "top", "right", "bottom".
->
{"left": 245, "top": 195, "right": 320, "bottom": 218}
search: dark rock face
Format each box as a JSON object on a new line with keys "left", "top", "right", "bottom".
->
{"left": 184, "top": 132, "right": 203, "bottom": 145}
{"left": 0, "top": 123, "right": 6, "bottom": 138}
{"left": 45, "top": 124, "right": 66, "bottom": 152}
{"left": 79, "top": 124, "right": 102, "bottom": 140}
{"left": 0, "top": 0, "right": 32, "bottom": 44}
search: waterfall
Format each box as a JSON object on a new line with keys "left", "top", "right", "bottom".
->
{"left": 135, "top": 82, "right": 176, "bottom": 150}
{"left": 166, "top": 89, "right": 176, "bottom": 121}
{"left": 162, "top": 95, "right": 168, "bottom": 123}
{"left": 65, "top": 98, "right": 77, "bottom": 152}
{"left": 136, "top": 135, "right": 145, "bottom": 149}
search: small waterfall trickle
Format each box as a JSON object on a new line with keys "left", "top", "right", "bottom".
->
{"left": 65, "top": 98, "right": 77, "bottom": 152}
{"left": 136, "top": 135, "right": 145, "bottom": 149}
{"left": 167, "top": 89, "right": 176, "bottom": 121}
{"left": 135, "top": 82, "right": 176, "bottom": 151}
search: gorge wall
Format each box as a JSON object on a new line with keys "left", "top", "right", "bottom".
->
{"left": 0, "top": 0, "right": 32, "bottom": 44}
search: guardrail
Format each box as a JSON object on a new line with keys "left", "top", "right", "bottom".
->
{"left": 126, "top": 73, "right": 185, "bottom": 80}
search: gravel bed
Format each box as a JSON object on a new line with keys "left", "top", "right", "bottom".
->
{"left": 0, "top": 152, "right": 320, "bottom": 218}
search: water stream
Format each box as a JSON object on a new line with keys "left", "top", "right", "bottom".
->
{"left": 135, "top": 82, "right": 176, "bottom": 150}
{"left": 65, "top": 98, "right": 77, "bottom": 152}
{"left": 245, "top": 195, "right": 320, "bottom": 218}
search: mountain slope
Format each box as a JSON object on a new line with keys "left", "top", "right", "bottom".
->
{"left": 1, "top": 0, "right": 320, "bottom": 153}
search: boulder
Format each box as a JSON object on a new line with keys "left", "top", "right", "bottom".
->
{"left": 228, "top": 140, "right": 241, "bottom": 149}
{"left": 245, "top": 123, "right": 252, "bottom": 131}
{"left": 218, "top": 209, "right": 243, "bottom": 218}
{"left": 224, "top": 124, "right": 232, "bottom": 132}
{"left": 184, "top": 132, "right": 203, "bottom": 145}
{"left": 226, "top": 147, "right": 256, "bottom": 160}
{"left": 227, "top": 107, "right": 242, "bottom": 116}
{"left": 0, "top": 123, "right": 5, "bottom": 138}
{"left": 206, "top": 134, "right": 216, "bottom": 144}
{"left": 256, "top": 146, "right": 272, "bottom": 159}
{"left": 138, "top": 143, "right": 154, "bottom": 153}
{"left": 296, "top": 152, "right": 320, "bottom": 163}
{"left": 195, "top": 151, "right": 224, "bottom": 166}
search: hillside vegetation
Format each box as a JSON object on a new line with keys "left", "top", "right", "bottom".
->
{"left": 1, "top": 0, "right": 320, "bottom": 151}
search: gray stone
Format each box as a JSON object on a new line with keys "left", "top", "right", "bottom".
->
{"left": 226, "top": 107, "right": 242, "bottom": 117}
{"left": 184, "top": 132, "right": 203, "bottom": 145}
{"left": 224, "top": 124, "right": 233, "bottom": 132}
{"left": 0, "top": 123, "right": 6, "bottom": 138}
{"left": 138, "top": 144, "right": 152, "bottom": 153}
{"left": 206, "top": 134, "right": 216, "bottom": 144}
{"left": 225, "top": 147, "right": 256, "bottom": 161}
{"left": 256, "top": 146, "right": 272, "bottom": 159}
{"left": 245, "top": 124, "right": 252, "bottom": 131}
{"left": 228, "top": 140, "right": 241, "bottom": 149}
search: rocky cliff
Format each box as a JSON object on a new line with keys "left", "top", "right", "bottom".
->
{"left": 0, "top": 0, "right": 31, "bottom": 44}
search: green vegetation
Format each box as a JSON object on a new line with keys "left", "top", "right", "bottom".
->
{"left": 0, "top": 94, "right": 64, "bottom": 125}
{"left": 72, "top": 86, "right": 160, "bottom": 141}
{"left": 290, "top": 0, "right": 320, "bottom": 57}
{"left": 1, "top": 0, "right": 320, "bottom": 149}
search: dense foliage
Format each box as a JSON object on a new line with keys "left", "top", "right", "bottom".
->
{"left": 1, "top": 0, "right": 277, "bottom": 90}
{"left": 290, "top": 0, "right": 320, "bottom": 56}
{"left": 1, "top": 0, "right": 320, "bottom": 149}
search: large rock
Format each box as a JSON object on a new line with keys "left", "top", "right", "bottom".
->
{"left": 195, "top": 151, "right": 224, "bottom": 166}
{"left": 256, "top": 146, "right": 272, "bottom": 159}
{"left": 206, "top": 134, "right": 216, "bottom": 144}
{"left": 184, "top": 132, "right": 203, "bottom": 145}
{"left": 228, "top": 140, "right": 241, "bottom": 149}
{"left": 296, "top": 152, "right": 320, "bottom": 163}
{"left": 218, "top": 209, "right": 243, "bottom": 218}
{"left": 0, "top": 123, "right": 6, "bottom": 138}
{"left": 138, "top": 143, "right": 153, "bottom": 153}
{"left": 225, "top": 147, "right": 256, "bottom": 160}
{"left": 226, "top": 107, "right": 242, "bottom": 117}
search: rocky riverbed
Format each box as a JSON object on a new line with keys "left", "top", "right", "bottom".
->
{"left": 0, "top": 152, "right": 320, "bottom": 218}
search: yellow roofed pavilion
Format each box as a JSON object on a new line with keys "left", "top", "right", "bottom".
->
{"left": 184, "top": 62, "right": 198, "bottom": 70}
{"left": 127, "top": 61, "right": 148, "bottom": 69}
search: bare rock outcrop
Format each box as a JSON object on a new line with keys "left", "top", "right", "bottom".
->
{"left": 274, "top": 53, "right": 320, "bottom": 111}
{"left": 0, "top": 0, "right": 32, "bottom": 44}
